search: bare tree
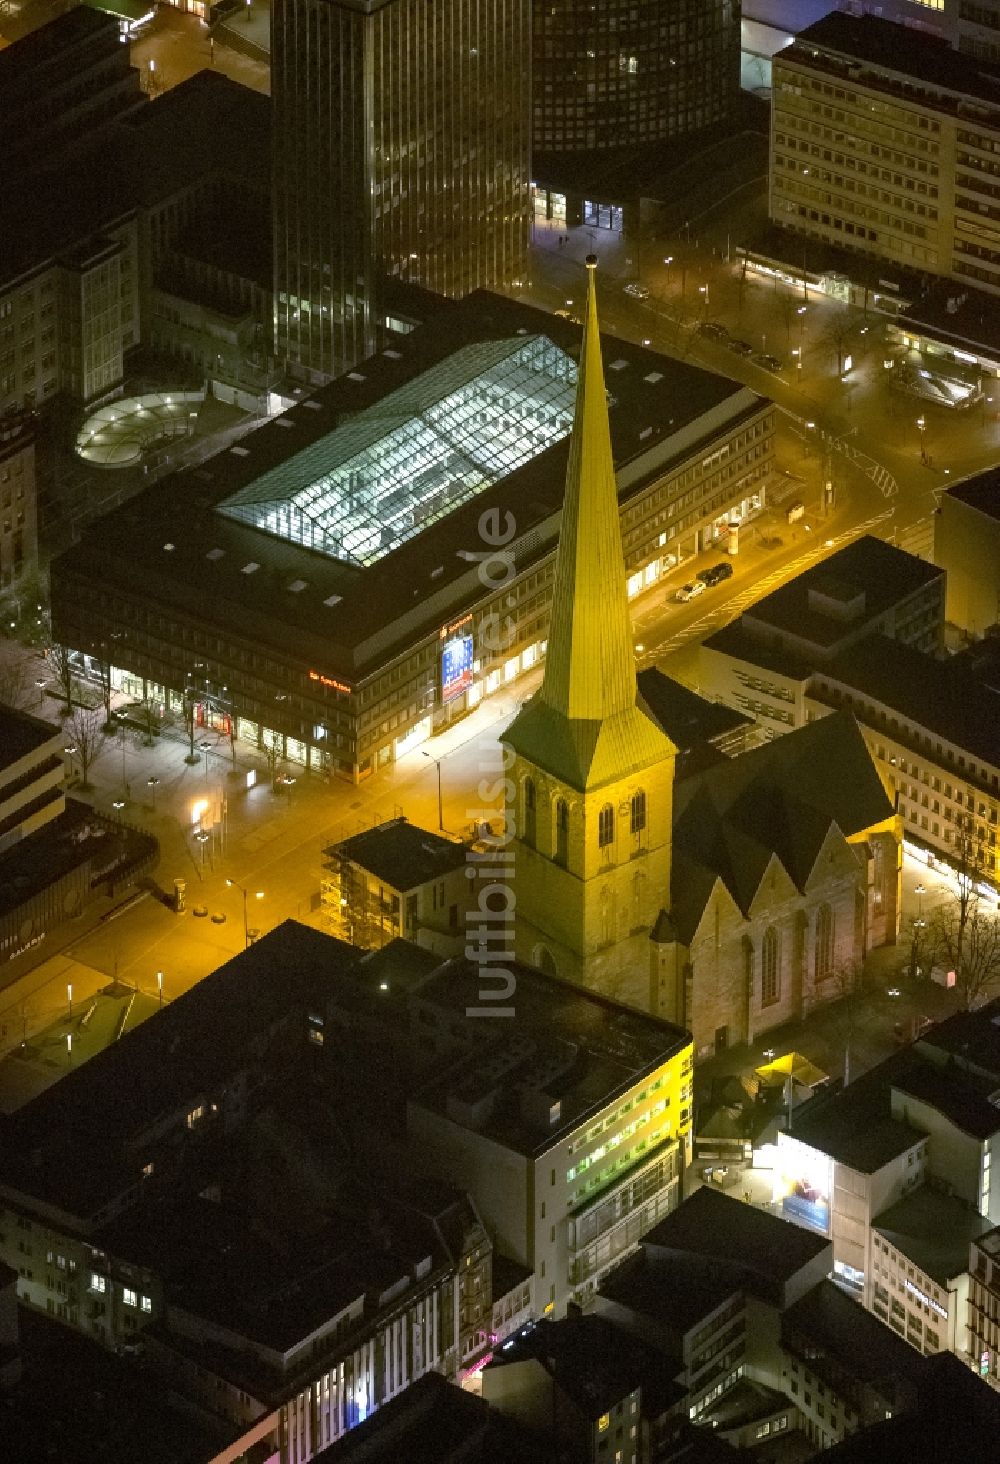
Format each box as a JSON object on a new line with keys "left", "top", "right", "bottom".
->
{"left": 0, "top": 658, "right": 32, "bottom": 711}
{"left": 182, "top": 684, "right": 199, "bottom": 764}
{"left": 46, "top": 641, "right": 76, "bottom": 714}
{"left": 925, "top": 830, "right": 1000, "bottom": 1008}
{"left": 820, "top": 313, "right": 854, "bottom": 376}
{"left": 927, "top": 898, "right": 1000, "bottom": 1011}
{"left": 65, "top": 705, "right": 107, "bottom": 790}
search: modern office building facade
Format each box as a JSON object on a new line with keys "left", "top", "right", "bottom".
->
{"left": 272, "top": 0, "right": 531, "bottom": 383}
{"left": 50, "top": 292, "right": 775, "bottom": 783}
{"left": 770, "top": 12, "right": 1000, "bottom": 293}
{"left": 532, "top": 0, "right": 740, "bottom": 154}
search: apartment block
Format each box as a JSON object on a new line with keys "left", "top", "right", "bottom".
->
{"left": 771, "top": 12, "right": 1000, "bottom": 292}
{"left": 967, "top": 1225, "right": 1000, "bottom": 1385}
{"left": 809, "top": 634, "right": 1000, "bottom": 885}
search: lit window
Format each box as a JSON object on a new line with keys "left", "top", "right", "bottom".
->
{"left": 141, "top": 1295, "right": 152, "bottom": 1314}
{"left": 598, "top": 1414, "right": 610, "bottom": 1432}
{"left": 123, "top": 1288, "right": 137, "bottom": 1308}
{"left": 90, "top": 1273, "right": 107, "bottom": 1294}
{"left": 186, "top": 1104, "right": 205, "bottom": 1129}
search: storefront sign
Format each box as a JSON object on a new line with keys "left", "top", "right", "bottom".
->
{"left": 308, "top": 670, "right": 351, "bottom": 694}
{"left": 6, "top": 931, "right": 45, "bottom": 963}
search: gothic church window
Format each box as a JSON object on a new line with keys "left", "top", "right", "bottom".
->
{"left": 554, "top": 798, "right": 569, "bottom": 866}
{"left": 815, "top": 903, "right": 834, "bottom": 981}
{"left": 523, "top": 777, "right": 536, "bottom": 848}
{"left": 630, "top": 789, "right": 646, "bottom": 835}
{"left": 598, "top": 803, "right": 615, "bottom": 848}
{"left": 762, "top": 926, "right": 780, "bottom": 1006}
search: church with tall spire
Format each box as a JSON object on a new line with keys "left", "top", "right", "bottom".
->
{"left": 501, "top": 257, "right": 901, "bottom": 1041}
{"left": 502, "top": 257, "right": 678, "bottom": 1007}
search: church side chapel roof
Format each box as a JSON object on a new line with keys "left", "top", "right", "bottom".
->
{"left": 669, "top": 710, "right": 892, "bottom": 942}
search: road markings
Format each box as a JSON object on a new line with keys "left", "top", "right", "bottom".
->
{"left": 641, "top": 509, "right": 894, "bottom": 663}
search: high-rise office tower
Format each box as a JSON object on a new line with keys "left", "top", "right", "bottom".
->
{"left": 272, "top": 0, "right": 531, "bottom": 384}
{"left": 532, "top": 0, "right": 740, "bottom": 155}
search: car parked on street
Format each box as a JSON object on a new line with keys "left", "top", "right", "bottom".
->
{"left": 675, "top": 580, "right": 707, "bottom": 603}
{"left": 729, "top": 339, "right": 754, "bottom": 357}
{"left": 698, "top": 561, "right": 734, "bottom": 587}
{"left": 623, "top": 282, "right": 649, "bottom": 300}
{"left": 755, "top": 352, "right": 783, "bottom": 371}
{"left": 699, "top": 321, "right": 728, "bottom": 340}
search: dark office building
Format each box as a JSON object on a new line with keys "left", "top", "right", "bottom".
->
{"left": 532, "top": 0, "right": 740, "bottom": 154}
{"left": 272, "top": 0, "right": 531, "bottom": 384}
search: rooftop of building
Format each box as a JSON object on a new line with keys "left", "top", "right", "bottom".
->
{"left": 53, "top": 288, "right": 763, "bottom": 684}
{"left": 791, "top": 12, "right": 1000, "bottom": 112}
{"left": 788, "top": 1051, "right": 926, "bottom": 1172}
{"left": 738, "top": 536, "right": 943, "bottom": 653}
{"left": 4, "top": 1306, "right": 225, "bottom": 1464}
{"left": 485, "top": 1314, "right": 657, "bottom": 1421}
{"left": 782, "top": 1278, "right": 928, "bottom": 1396}
{"left": 892, "top": 1061, "right": 1000, "bottom": 1142}
{"left": 816, "top": 634, "right": 1000, "bottom": 770}
{"left": 916, "top": 998, "right": 1000, "bottom": 1078}
{"left": 669, "top": 709, "right": 894, "bottom": 941}
{"left": 0, "top": 797, "right": 156, "bottom": 921}
{"left": 599, "top": 1245, "right": 744, "bottom": 1337}
{"left": 637, "top": 667, "right": 754, "bottom": 768}
{"left": 942, "top": 466, "right": 1000, "bottom": 524}
{"left": 0, "top": 921, "right": 359, "bottom": 1220}
{"left": 101, "top": 1178, "right": 475, "bottom": 1362}
{"left": 821, "top": 1350, "right": 1000, "bottom": 1464}
{"left": 873, "top": 1184, "right": 992, "bottom": 1285}
{"left": 408, "top": 952, "right": 691, "bottom": 1159}
{"left": 899, "top": 278, "right": 1000, "bottom": 364}
{"left": 0, "top": 6, "right": 117, "bottom": 93}
{"left": 1, "top": 69, "right": 268, "bottom": 289}
{"left": 324, "top": 817, "right": 469, "bottom": 891}
{"left": 491, "top": 1253, "right": 533, "bottom": 1302}
{"left": 641, "top": 1186, "right": 830, "bottom": 1305}
{"left": 0, "top": 702, "right": 61, "bottom": 769}
{"left": 309, "top": 1372, "right": 552, "bottom": 1464}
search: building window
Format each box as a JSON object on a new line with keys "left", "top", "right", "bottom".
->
{"left": 523, "top": 777, "right": 537, "bottom": 848}
{"left": 630, "top": 790, "right": 646, "bottom": 836}
{"left": 762, "top": 926, "right": 780, "bottom": 1006}
{"left": 123, "top": 1288, "right": 137, "bottom": 1308}
{"left": 815, "top": 903, "right": 834, "bottom": 981}
{"left": 598, "top": 804, "right": 615, "bottom": 848}
{"left": 90, "top": 1273, "right": 107, "bottom": 1294}
{"left": 554, "top": 799, "right": 569, "bottom": 866}
{"left": 141, "top": 1295, "right": 152, "bottom": 1314}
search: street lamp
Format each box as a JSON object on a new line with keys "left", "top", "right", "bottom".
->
{"left": 195, "top": 828, "right": 210, "bottom": 871}
{"left": 147, "top": 776, "right": 160, "bottom": 811}
{"left": 663, "top": 256, "right": 673, "bottom": 293}
{"left": 917, "top": 415, "right": 927, "bottom": 462}
{"left": 112, "top": 798, "right": 125, "bottom": 821}
{"left": 200, "top": 739, "right": 211, "bottom": 782}
{"left": 226, "top": 878, "right": 264, "bottom": 949}
{"left": 35, "top": 678, "right": 46, "bottom": 707}
{"left": 422, "top": 750, "right": 444, "bottom": 831}
{"left": 156, "top": 970, "right": 163, "bottom": 1009}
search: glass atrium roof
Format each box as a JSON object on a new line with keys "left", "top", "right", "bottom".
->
{"left": 218, "top": 335, "right": 578, "bottom": 568}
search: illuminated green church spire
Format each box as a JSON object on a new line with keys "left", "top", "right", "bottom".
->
{"left": 503, "top": 257, "right": 676, "bottom": 791}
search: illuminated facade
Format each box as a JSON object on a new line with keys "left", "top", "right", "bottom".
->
{"left": 272, "top": 0, "right": 531, "bottom": 382}
{"left": 771, "top": 12, "right": 1000, "bottom": 293}
{"left": 532, "top": 0, "right": 740, "bottom": 152}
{"left": 503, "top": 260, "right": 679, "bottom": 1009}
{"left": 51, "top": 292, "right": 773, "bottom": 783}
